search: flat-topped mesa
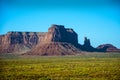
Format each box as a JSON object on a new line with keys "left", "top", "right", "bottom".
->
{"left": 5, "top": 32, "right": 41, "bottom": 46}
{"left": 1, "top": 24, "right": 119, "bottom": 54}
{"left": 0, "top": 31, "right": 45, "bottom": 53}
{"left": 0, "top": 25, "right": 79, "bottom": 54}
{"left": 25, "top": 24, "right": 80, "bottom": 55}
{"left": 42, "top": 24, "right": 78, "bottom": 46}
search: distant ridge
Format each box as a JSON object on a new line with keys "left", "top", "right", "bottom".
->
{"left": 0, "top": 24, "right": 120, "bottom": 55}
{"left": 97, "top": 44, "right": 120, "bottom": 52}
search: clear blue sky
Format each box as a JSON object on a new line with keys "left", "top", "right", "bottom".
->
{"left": 0, "top": 0, "right": 120, "bottom": 48}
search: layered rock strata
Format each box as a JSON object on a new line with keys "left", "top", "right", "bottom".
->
{"left": 25, "top": 24, "right": 81, "bottom": 55}
{"left": 0, "top": 24, "right": 120, "bottom": 55}
{"left": 0, "top": 24, "right": 81, "bottom": 55}
{"left": 0, "top": 32, "right": 46, "bottom": 53}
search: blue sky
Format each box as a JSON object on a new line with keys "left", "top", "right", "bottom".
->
{"left": 0, "top": 0, "right": 120, "bottom": 48}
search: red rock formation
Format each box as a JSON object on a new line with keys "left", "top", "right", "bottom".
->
{"left": 42, "top": 24, "right": 78, "bottom": 46}
{"left": 25, "top": 24, "right": 81, "bottom": 55}
{"left": 97, "top": 44, "right": 120, "bottom": 52}
{"left": 80, "top": 37, "right": 96, "bottom": 52}
{"left": 0, "top": 24, "right": 119, "bottom": 55}
{"left": 0, "top": 24, "right": 80, "bottom": 55}
{"left": 0, "top": 32, "right": 45, "bottom": 53}
{"left": 27, "top": 42, "right": 80, "bottom": 56}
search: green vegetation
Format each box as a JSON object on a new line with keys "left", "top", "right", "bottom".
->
{"left": 0, "top": 52, "right": 120, "bottom": 80}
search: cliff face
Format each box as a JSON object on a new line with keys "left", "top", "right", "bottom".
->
{"left": 25, "top": 24, "right": 80, "bottom": 55}
{"left": 0, "top": 24, "right": 80, "bottom": 55}
{"left": 42, "top": 24, "right": 78, "bottom": 46}
{"left": 0, "top": 32, "right": 46, "bottom": 53}
{"left": 0, "top": 24, "right": 119, "bottom": 55}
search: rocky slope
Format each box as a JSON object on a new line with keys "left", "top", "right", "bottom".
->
{"left": 26, "top": 42, "right": 80, "bottom": 56}
{"left": 97, "top": 44, "right": 120, "bottom": 52}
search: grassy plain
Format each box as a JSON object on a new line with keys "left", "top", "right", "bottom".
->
{"left": 0, "top": 52, "right": 120, "bottom": 80}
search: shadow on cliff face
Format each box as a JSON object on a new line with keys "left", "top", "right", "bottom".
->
{"left": 0, "top": 24, "right": 120, "bottom": 55}
{"left": 25, "top": 24, "right": 81, "bottom": 56}
{"left": 0, "top": 32, "right": 41, "bottom": 53}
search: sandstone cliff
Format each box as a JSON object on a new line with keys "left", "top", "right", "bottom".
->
{"left": 0, "top": 32, "right": 46, "bottom": 53}
{"left": 41, "top": 24, "right": 78, "bottom": 46}
{"left": 0, "top": 24, "right": 80, "bottom": 55}
{"left": 0, "top": 24, "right": 119, "bottom": 55}
{"left": 25, "top": 24, "right": 81, "bottom": 55}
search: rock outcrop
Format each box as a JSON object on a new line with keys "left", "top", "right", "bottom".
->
{"left": 0, "top": 24, "right": 119, "bottom": 55}
{"left": 41, "top": 24, "right": 78, "bottom": 46}
{"left": 0, "top": 24, "right": 81, "bottom": 55}
{"left": 97, "top": 44, "right": 120, "bottom": 52}
{"left": 0, "top": 32, "right": 46, "bottom": 53}
{"left": 25, "top": 24, "right": 81, "bottom": 55}
{"left": 80, "top": 37, "right": 96, "bottom": 52}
